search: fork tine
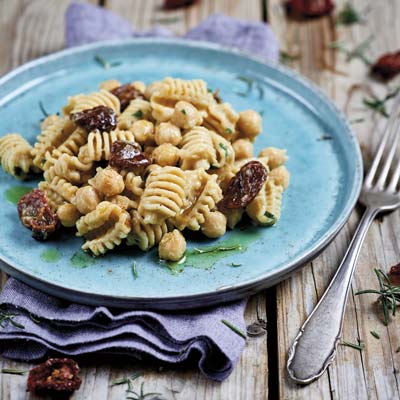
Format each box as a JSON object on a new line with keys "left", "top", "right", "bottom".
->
{"left": 364, "top": 92, "right": 400, "bottom": 187}
{"left": 388, "top": 153, "right": 400, "bottom": 192}
{"left": 376, "top": 115, "right": 400, "bottom": 190}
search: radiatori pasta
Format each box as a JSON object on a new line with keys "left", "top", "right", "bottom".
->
{"left": 0, "top": 77, "right": 289, "bottom": 260}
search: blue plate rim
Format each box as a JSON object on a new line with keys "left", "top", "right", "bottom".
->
{"left": 0, "top": 38, "right": 363, "bottom": 309}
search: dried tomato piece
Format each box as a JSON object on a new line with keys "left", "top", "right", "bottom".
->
{"left": 17, "top": 189, "right": 59, "bottom": 241}
{"left": 27, "top": 358, "right": 82, "bottom": 396}
{"left": 71, "top": 105, "right": 117, "bottom": 132}
{"left": 286, "top": 0, "right": 334, "bottom": 18}
{"left": 388, "top": 263, "right": 400, "bottom": 287}
{"left": 109, "top": 140, "right": 151, "bottom": 170}
{"left": 371, "top": 51, "right": 400, "bottom": 81}
{"left": 111, "top": 83, "right": 144, "bottom": 111}
{"left": 163, "top": 0, "right": 197, "bottom": 10}
{"left": 222, "top": 161, "right": 268, "bottom": 209}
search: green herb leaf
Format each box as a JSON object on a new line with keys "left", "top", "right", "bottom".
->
{"left": 133, "top": 110, "right": 143, "bottom": 119}
{"left": 111, "top": 372, "right": 142, "bottom": 387}
{"left": 225, "top": 128, "right": 233, "bottom": 134}
{"left": 219, "top": 142, "right": 229, "bottom": 158}
{"left": 207, "top": 88, "right": 213, "bottom": 93}
{"left": 192, "top": 244, "right": 242, "bottom": 255}
{"left": 336, "top": 2, "right": 363, "bottom": 25}
{"left": 263, "top": 211, "right": 277, "bottom": 226}
{"left": 29, "top": 313, "right": 41, "bottom": 324}
{"left": 39, "top": 101, "right": 49, "bottom": 118}
{"left": 362, "top": 87, "right": 400, "bottom": 118}
{"left": 370, "top": 330, "right": 380, "bottom": 339}
{"left": 94, "top": 55, "right": 121, "bottom": 69}
{"left": 228, "top": 262, "right": 242, "bottom": 267}
{"left": 280, "top": 51, "right": 300, "bottom": 64}
{"left": 1, "top": 368, "right": 28, "bottom": 375}
{"left": 317, "top": 135, "right": 333, "bottom": 141}
{"left": 328, "top": 35, "right": 374, "bottom": 66}
{"left": 340, "top": 340, "right": 365, "bottom": 351}
{"left": 180, "top": 109, "right": 186, "bottom": 115}
{"left": 221, "top": 319, "right": 247, "bottom": 339}
{"left": 132, "top": 262, "right": 138, "bottom": 279}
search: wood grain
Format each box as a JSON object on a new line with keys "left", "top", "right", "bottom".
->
{"left": 267, "top": 0, "right": 400, "bottom": 399}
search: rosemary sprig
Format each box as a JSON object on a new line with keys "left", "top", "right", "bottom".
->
{"left": 1, "top": 368, "right": 28, "bottom": 375}
{"left": 111, "top": 372, "right": 142, "bottom": 392}
{"left": 192, "top": 244, "right": 242, "bottom": 255}
{"left": 0, "top": 310, "right": 25, "bottom": 330}
{"left": 340, "top": 340, "right": 365, "bottom": 351}
{"left": 362, "top": 87, "right": 400, "bottom": 118}
{"left": 356, "top": 268, "right": 400, "bottom": 326}
{"left": 221, "top": 319, "right": 247, "bottom": 339}
{"left": 94, "top": 55, "right": 121, "bottom": 69}
{"left": 370, "top": 330, "right": 380, "bottom": 339}
{"left": 336, "top": 2, "right": 363, "bottom": 25}
{"left": 328, "top": 35, "right": 374, "bottom": 65}
{"left": 39, "top": 101, "right": 49, "bottom": 118}
{"left": 132, "top": 262, "right": 138, "bottom": 279}
{"left": 126, "top": 381, "right": 162, "bottom": 400}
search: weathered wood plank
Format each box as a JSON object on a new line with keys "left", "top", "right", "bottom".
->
{"left": 268, "top": 0, "right": 400, "bottom": 398}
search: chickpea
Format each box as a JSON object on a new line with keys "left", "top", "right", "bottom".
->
{"left": 258, "top": 147, "right": 288, "bottom": 169}
{"left": 89, "top": 168, "right": 124, "bottom": 197}
{"left": 232, "top": 139, "right": 253, "bottom": 160}
{"left": 57, "top": 203, "right": 81, "bottom": 227}
{"left": 201, "top": 211, "right": 227, "bottom": 238}
{"left": 269, "top": 165, "right": 290, "bottom": 189}
{"left": 170, "top": 101, "right": 203, "bottom": 129}
{"left": 155, "top": 122, "right": 182, "bottom": 146}
{"left": 152, "top": 143, "right": 180, "bottom": 166}
{"left": 132, "top": 120, "right": 155, "bottom": 145}
{"left": 75, "top": 185, "right": 103, "bottom": 214}
{"left": 99, "top": 79, "right": 121, "bottom": 91}
{"left": 237, "top": 110, "right": 262, "bottom": 141}
{"left": 158, "top": 229, "right": 186, "bottom": 261}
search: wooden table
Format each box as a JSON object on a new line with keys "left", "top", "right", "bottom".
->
{"left": 0, "top": 0, "right": 399, "bottom": 398}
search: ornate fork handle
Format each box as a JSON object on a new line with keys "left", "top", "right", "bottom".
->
{"left": 287, "top": 206, "right": 379, "bottom": 384}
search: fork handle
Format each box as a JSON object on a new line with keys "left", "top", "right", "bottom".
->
{"left": 287, "top": 206, "right": 379, "bottom": 384}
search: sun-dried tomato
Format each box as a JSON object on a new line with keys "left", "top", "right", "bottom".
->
{"left": 71, "top": 105, "right": 117, "bottom": 132}
{"left": 371, "top": 51, "right": 400, "bottom": 81}
{"left": 163, "top": 0, "right": 197, "bottom": 10}
{"left": 27, "top": 358, "right": 82, "bottom": 396}
{"left": 17, "top": 189, "right": 59, "bottom": 241}
{"left": 286, "top": 0, "right": 334, "bottom": 19}
{"left": 222, "top": 161, "right": 268, "bottom": 209}
{"left": 109, "top": 140, "right": 151, "bottom": 170}
{"left": 111, "top": 83, "right": 144, "bottom": 111}
{"left": 388, "top": 263, "right": 400, "bottom": 287}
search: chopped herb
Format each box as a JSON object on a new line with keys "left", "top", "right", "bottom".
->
{"left": 336, "top": 2, "right": 363, "bottom": 25}
{"left": 225, "top": 128, "right": 233, "bottom": 134}
{"left": 132, "top": 262, "right": 138, "bottom": 279}
{"left": 221, "top": 319, "right": 247, "bottom": 339}
{"left": 0, "top": 310, "right": 25, "bottom": 330}
{"left": 356, "top": 268, "right": 400, "bottom": 326}
{"left": 152, "top": 15, "right": 181, "bottom": 24}
{"left": 29, "top": 313, "right": 41, "bottom": 324}
{"left": 256, "top": 84, "right": 264, "bottom": 100}
{"left": 39, "top": 101, "right": 49, "bottom": 118}
{"left": 350, "top": 118, "right": 365, "bottom": 124}
{"left": 340, "top": 340, "right": 365, "bottom": 351}
{"left": 362, "top": 88, "right": 400, "bottom": 118}
{"left": 180, "top": 109, "right": 186, "bottom": 115}
{"left": 280, "top": 51, "right": 301, "bottom": 63}
{"left": 125, "top": 381, "right": 162, "bottom": 400}
{"left": 209, "top": 164, "right": 219, "bottom": 170}
{"left": 192, "top": 244, "right": 242, "bottom": 255}
{"left": 317, "top": 135, "right": 333, "bottom": 141}
{"left": 228, "top": 262, "right": 242, "bottom": 267}
{"left": 207, "top": 88, "right": 213, "bottom": 93}
{"left": 263, "top": 211, "right": 277, "bottom": 226}
{"left": 219, "top": 142, "right": 229, "bottom": 158}
{"left": 329, "top": 35, "right": 374, "bottom": 65}
{"left": 94, "top": 55, "right": 121, "bottom": 69}
{"left": 1, "top": 368, "right": 28, "bottom": 375}
{"left": 111, "top": 373, "right": 142, "bottom": 387}
{"left": 370, "top": 330, "right": 380, "bottom": 339}
{"left": 133, "top": 110, "right": 143, "bottom": 119}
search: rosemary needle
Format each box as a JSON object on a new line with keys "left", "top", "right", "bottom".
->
{"left": 370, "top": 331, "right": 380, "bottom": 339}
{"left": 132, "top": 262, "right": 138, "bottom": 279}
{"left": 192, "top": 244, "right": 242, "bottom": 254}
{"left": 39, "top": 101, "right": 49, "bottom": 118}
{"left": 221, "top": 319, "right": 247, "bottom": 339}
{"left": 340, "top": 340, "right": 365, "bottom": 351}
{"left": 1, "top": 368, "right": 28, "bottom": 375}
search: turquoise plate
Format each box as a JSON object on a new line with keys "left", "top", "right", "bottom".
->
{"left": 0, "top": 39, "right": 362, "bottom": 309}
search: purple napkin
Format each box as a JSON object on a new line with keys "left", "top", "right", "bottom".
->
{"left": 0, "top": 3, "right": 279, "bottom": 381}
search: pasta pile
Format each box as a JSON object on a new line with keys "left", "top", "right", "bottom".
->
{"left": 0, "top": 77, "right": 290, "bottom": 261}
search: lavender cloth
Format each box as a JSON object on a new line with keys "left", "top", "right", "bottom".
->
{"left": 0, "top": 3, "right": 279, "bottom": 381}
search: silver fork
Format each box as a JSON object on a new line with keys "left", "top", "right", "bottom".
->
{"left": 287, "top": 92, "right": 400, "bottom": 384}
